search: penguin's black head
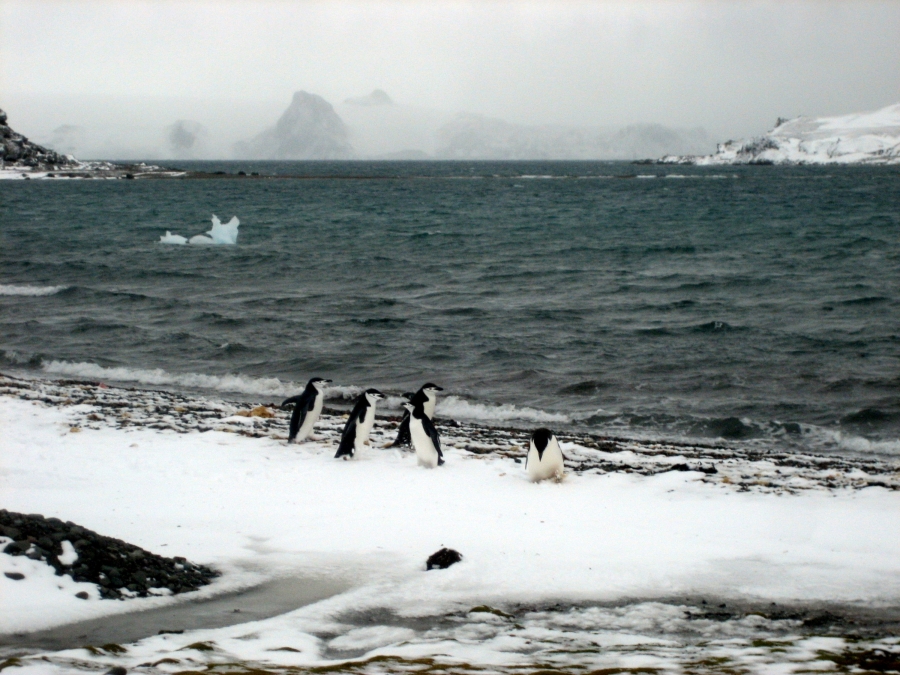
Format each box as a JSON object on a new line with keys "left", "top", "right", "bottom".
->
{"left": 531, "top": 428, "right": 554, "bottom": 455}
{"left": 401, "top": 392, "right": 415, "bottom": 401}
{"left": 422, "top": 383, "right": 443, "bottom": 392}
{"left": 308, "top": 377, "right": 332, "bottom": 389}
{"left": 365, "top": 388, "right": 385, "bottom": 400}
{"left": 402, "top": 401, "right": 415, "bottom": 413}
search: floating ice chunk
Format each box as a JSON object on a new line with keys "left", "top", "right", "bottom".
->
{"left": 159, "top": 231, "right": 187, "bottom": 245}
{"left": 206, "top": 214, "right": 239, "bottom": 244}
{"left": 160, "top": 215, "right": 239, "bottom": 246}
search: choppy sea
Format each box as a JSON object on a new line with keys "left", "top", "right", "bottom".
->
{"left": 1, "top": 161, "right": 898, "bottom": 457}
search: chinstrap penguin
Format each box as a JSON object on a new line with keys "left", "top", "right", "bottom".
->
{"left": 403, "top": 401, "right": 444, "bottom": 468}
{"left": 391, "top": 383, "right": 443, "bottom": 447}
{"left": 281, "top": 377, "right": 331, "bottom": 443}
{"left": 335, "top": 388, "right": 385, "bottom": 459}
{"left": 526, "top": 428, "right": 565, "bottom": 482}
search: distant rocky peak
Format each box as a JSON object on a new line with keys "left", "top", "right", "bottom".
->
{"left": 344, "top": 89, "right": 393, "bottom": 106}
{"left": 277, "top": 91, "right": 348, "bottom": 138}
{"left": 233, "top": 91, "right": 354, "bottom": 160}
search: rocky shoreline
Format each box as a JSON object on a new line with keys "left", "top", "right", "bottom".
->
{"left": 1, "top": 372, "right": 898, "bottom": 494}
{"left": 1, "top": 510, "right": 218, "bottom": 600}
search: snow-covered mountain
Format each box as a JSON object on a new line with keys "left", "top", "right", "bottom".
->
{"left": 434, "top": 113, "right": 712, "bottom": 160}
{"left": 661, "top": 103, "right": 900, "bottom": 165}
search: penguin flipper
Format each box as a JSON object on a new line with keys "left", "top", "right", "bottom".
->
{"left": 335, "top": 422, "right": 357, "bottom": 459}
{"left": 288, "top": 403, "right": 308, "bottom": 441}
{"left": 422, "top": 415, "right": 442, "bottom": 459}
{"left": 281, "top": 391, "right": 310, "bottom": 410}
{"left": 391, "top": 413, "right": 412, "bottom": 447}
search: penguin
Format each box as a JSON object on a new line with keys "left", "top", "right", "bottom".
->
{"left": 403, "top": 401, "right": 444, "bottom": 468}
{"left": 390, "top": 383, "right": 444, "bottom": 447}
{"left": 335, "top": 388, "right": 385, "bottom": 459}
{"left": 280, "top": 377, "right": 331, "bottom": 443}
{"left": 526, "top": 428, "right": 565, "bottom": 482}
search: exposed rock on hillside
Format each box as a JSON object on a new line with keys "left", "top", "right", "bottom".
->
{"left": 660, "top": 103, "right": 900, "bottom": 165}
{"left": 0, "top": 108, "right": 76, "bottom": 169}
{"left": 234, "top": 91, "right": 355, "bottom": 160}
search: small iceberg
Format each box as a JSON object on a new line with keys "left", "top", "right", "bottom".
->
{"left": 207, "top": 215, "right": 239, "bottom": 244}
{"left": 160, "top": 215, "right": 239, "bottom": 246}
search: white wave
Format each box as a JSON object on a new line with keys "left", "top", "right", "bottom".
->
{"left": 809, "top": 427, "right": 900, "bottom": 457}
{"left": 0, "top": 284, "right": 67, "bottom": 296}
{"left": 40, "top": 361, "right": 302, "bottom": 398}
{"left": 436, "top": 395, "right": 570, "bottom": 424}
{"left": 325, "top": 385, "right": 363, "bottom": 401}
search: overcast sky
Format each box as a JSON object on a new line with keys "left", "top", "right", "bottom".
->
{"left": 2, "top": 0, "right": 899, "bottom": 145}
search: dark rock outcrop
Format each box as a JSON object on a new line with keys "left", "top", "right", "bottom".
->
{"left": 235, "top": 91, "right": 355, "bottom": 160}
{"left": 0, "top": 108, "right": 76, "bottom": 168}
{"left": 426, "top": 548, "right": 462, "bottom": 570}
{"left": 0, "top": 510, "right": 218, "bottom": 599}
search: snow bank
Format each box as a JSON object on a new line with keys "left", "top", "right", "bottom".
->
{"left": 160, "top": 214, "right": 239, "bottom": 246}
{"left": 662, "top": 102, "right": 900, "bottom": 165}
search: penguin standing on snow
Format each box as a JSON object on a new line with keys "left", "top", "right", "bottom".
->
{"left": 403, "top": 401, "right": 444, "bottom": 468}
{"left": 526, "top": 428, "right": 565, "bottom": 482}
{"left": 390, "top": 383, "right": 443, "bottom": 447}
{"left": 335, "top": 388, "right": 385, "bottom": 459}
{"left": 281, "top": 377, "right": 331, "bottom": 443}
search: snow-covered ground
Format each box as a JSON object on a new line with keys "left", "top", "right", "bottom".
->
{"left": 661, "top": 103, "right": 900, "bottom": 165}
{"left": 0, "top": 162, "right": 184, "bottom": 180}
{"left": 2, "top": 380, "right": 899, "bottom": 673}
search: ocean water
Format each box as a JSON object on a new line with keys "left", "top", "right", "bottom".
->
{"left": 1, "top": 161, "right": 898, "bottom": 457}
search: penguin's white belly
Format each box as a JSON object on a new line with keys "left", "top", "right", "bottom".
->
{"left": 296, "top": 396, "right": 323, "bottom": 441}
{"left": 410, "top": 420, "right": 439, "bottom": 468}
{"left": 355, "top": 409, "right": 376, "bottom": 452}
{"left": 423, "top": 395, "right": 436, "bottom": 419}
{"left": 527, "top": 441, "right": 564, "bottom": 482}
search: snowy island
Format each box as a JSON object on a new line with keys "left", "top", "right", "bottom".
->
{"left": 661, "top": 102, "right": 900, "bottom": 165}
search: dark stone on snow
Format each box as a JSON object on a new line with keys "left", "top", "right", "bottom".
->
{"left": 0, "top": 510, "right": 218, "bottom": 600}
{"left": 104, "top": 667, "right": 128, "bottom": 675}
{"left": 75, "top": 591, "right": 90, "bottom": 600}
{"left": 426, "top": 548, "right": 462, "bottom": 570}
{"left": 4, "top": 572, "right": 25, "bottom": 580}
